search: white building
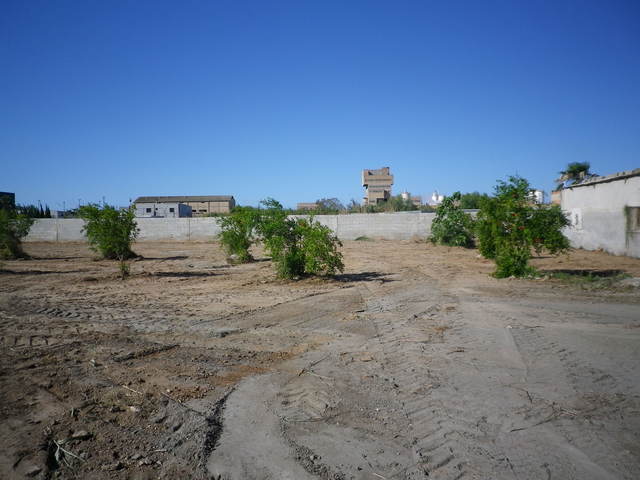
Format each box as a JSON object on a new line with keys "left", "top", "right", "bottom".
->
{"left": 134, "top": 202, "right": 192, "bottom": 218}
{"left": 559, "top": 168, "right": 640, "bottom": 258}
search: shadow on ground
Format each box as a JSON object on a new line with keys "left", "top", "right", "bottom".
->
{"left": 333, "top": 271, "right": 393, "bottom": 283}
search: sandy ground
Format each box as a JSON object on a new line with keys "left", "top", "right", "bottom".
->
{"left": 1, "top": 240, "right": 639, "bottom": 479}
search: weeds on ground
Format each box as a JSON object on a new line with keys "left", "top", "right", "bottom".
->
{"left": 542, "top": 270, "right": 630, "bottom": 289}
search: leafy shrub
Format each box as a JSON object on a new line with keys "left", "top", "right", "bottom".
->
{"left": 78, "top": 204, "right": 138, "bottom": 260}
{"left": 458, "top": 191, "right": 490, "bottom": 209}
{"left": 257, "top": 199, "right": 344, "bottom": 279}
{"left": 218, "top": 206, "right": 260, "bottom": 263}
{"left": 297, "top": 218, "right": 344, "bottom": 276}
{"left": 0, "top": 209, "right": 34, "bottom": 259}
{"left": 476, "top": 176, "right": 570, "bottom": 278}
{"left": 430, "top": 192, "right": 475, "bottom": 247}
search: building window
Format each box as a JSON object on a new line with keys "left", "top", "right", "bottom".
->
{"left": 169, "top": 208, "right": 175, "bottom": 213}
{"left": 146, "top": 208, "right": 152, "bottom": 213}
{"left": 628, "top": 206, "right": 640, "bottom": 232}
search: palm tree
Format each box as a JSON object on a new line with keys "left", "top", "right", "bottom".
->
{"left": 556, "top": 162, "right": 593, "bottom": 189}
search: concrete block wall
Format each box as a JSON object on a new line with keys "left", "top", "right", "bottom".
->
{"left": 301, "top": 213, "right": 434, "bottom": 240}
{"left": 24, "top": 213, "right": 435, "bottom": 243}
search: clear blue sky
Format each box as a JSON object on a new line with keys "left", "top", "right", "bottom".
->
{"left": 2, "top": 0, "right": 639, "bottom": 209}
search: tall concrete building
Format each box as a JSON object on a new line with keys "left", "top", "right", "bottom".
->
{"left": 362, "top": 167, "right": 393, "bottom": 205}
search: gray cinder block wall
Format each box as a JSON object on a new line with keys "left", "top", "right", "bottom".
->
{"left": 24, "top": 213, "right": 436, "bottom": 243}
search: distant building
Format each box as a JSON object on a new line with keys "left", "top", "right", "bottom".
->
{"left": 134, "top": 196, "right": 235, "bottom": 216}
{"left": 134, "top": 202, "right": 192, "bottom": 218}
{"left": 401, "top": 191, "right": 422, "bottom": 207}
{"left": 529, "top": 190, "right": 544, "bottom": 204}
{"left": 297, "top": 202, "right": 318, "bottom": 211}
{"left": 0, "top": 192, "right": 15, "bottom": 210}
{"left": 429, "top": 191, "right": 444, "bottom": 206}
{"left": 51, "top": 210, "right": 72, "bottom": 218}
{"left": 362, "top": 167, "right": 393, "bottom": 205}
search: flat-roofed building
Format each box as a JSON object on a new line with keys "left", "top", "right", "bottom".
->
{"left": 362, "top": 167, "right": 393, "bottom": 205}
{"left": 134, "top": 195, "right": 235, "bottom": 216}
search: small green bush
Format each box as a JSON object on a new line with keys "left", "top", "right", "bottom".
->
{"left": 476, "top": 176, "right": 570, "bottom": 278}
{"left": 257, "top": 199, "right": 344, "bottom": 279}
{"left": 297, "top": 218, "right": 344, "bottom": 276}
{"left": 78, "top": 204, "right": 138, "bottom": 260}
{"left": 218, "top": 206, "right": 260, "bottom": 263}
{"left": 430, "top": 192, "right": 475, "bottom": 247}
{"left": 0, "top": 209, "right": 34, "bottom": 259}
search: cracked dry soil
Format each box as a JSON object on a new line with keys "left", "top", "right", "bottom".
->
{"left": 1, "top": 240, "right": 640, "bottom": 479}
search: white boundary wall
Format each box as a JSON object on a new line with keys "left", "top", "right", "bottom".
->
{"left": 24, "top": 213, "right": 436, "bottom": 243}
{"left": 560, "top": 171, "right": 640, "bottom": 258}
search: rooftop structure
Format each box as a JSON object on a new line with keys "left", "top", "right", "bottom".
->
{"left": 362, "top": 167, "right": 393, "bottom": 205}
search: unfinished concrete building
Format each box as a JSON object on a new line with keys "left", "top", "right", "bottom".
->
{"left": 362, "top": 167, "right": 393, "bottom": 205}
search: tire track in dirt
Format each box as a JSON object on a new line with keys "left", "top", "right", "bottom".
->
{"left": 364, "top": 284, "right": 473, "bottom": 480}
{"left": 467, "top": 298, "right": 640, "bottom": 480}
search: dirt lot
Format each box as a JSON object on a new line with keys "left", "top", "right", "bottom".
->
{"left": 1, "top": 240, "right": 639, "bottom": 480}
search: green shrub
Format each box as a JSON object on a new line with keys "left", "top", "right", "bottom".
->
{"left": 256, "top": 199, "right": 344, "bottom": 279}
{"left": 430, "top": 192, "right": 475, "bottom": 247}
{"left": 458, "top": 191, "right": 490, "bottom": 209}
{"left": 0, "top": 209, "right": 34, "bottom": 259}
{"left": 78, "top": 204, "right": 138, "bottom": 260}
{"left": 218, "top": 206, "right": 260, "bottom": 263}
{"left": 476, "top": 176, "right": 570, "bottom": 278}
{"left": 297, "top": 218, "right": 344, "bottom": 276}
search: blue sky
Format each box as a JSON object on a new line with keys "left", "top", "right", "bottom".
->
{"left": 2, "top": 0, "right": 639, "bottom": 209}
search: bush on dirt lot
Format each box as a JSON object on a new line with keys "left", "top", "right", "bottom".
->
{"left": 0, "top": 208, "right": 34, "bottom": 259}
{"left": 218, "top": 206, "right": 261, "bottom": 263}
{"left": 257, "top": 198, "right": 344, "bottom": 279}
{"left": 78, "top": 204, "right": 139, "bottom": 260}
{"left": 430, "top": 192, "right": 475, "bottom": 248}
{"left": 476, "top": 176, "right": 570, "bottom": 277}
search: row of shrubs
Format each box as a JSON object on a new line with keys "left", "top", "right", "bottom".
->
{"left": 3, "top": 177, "right": 569, "bottom": 280}
{"left": 430, "top": 176, "right": 570, "bottom": 278}
{"left": 0, "top": 199, "right": 344, "bottom": 280}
